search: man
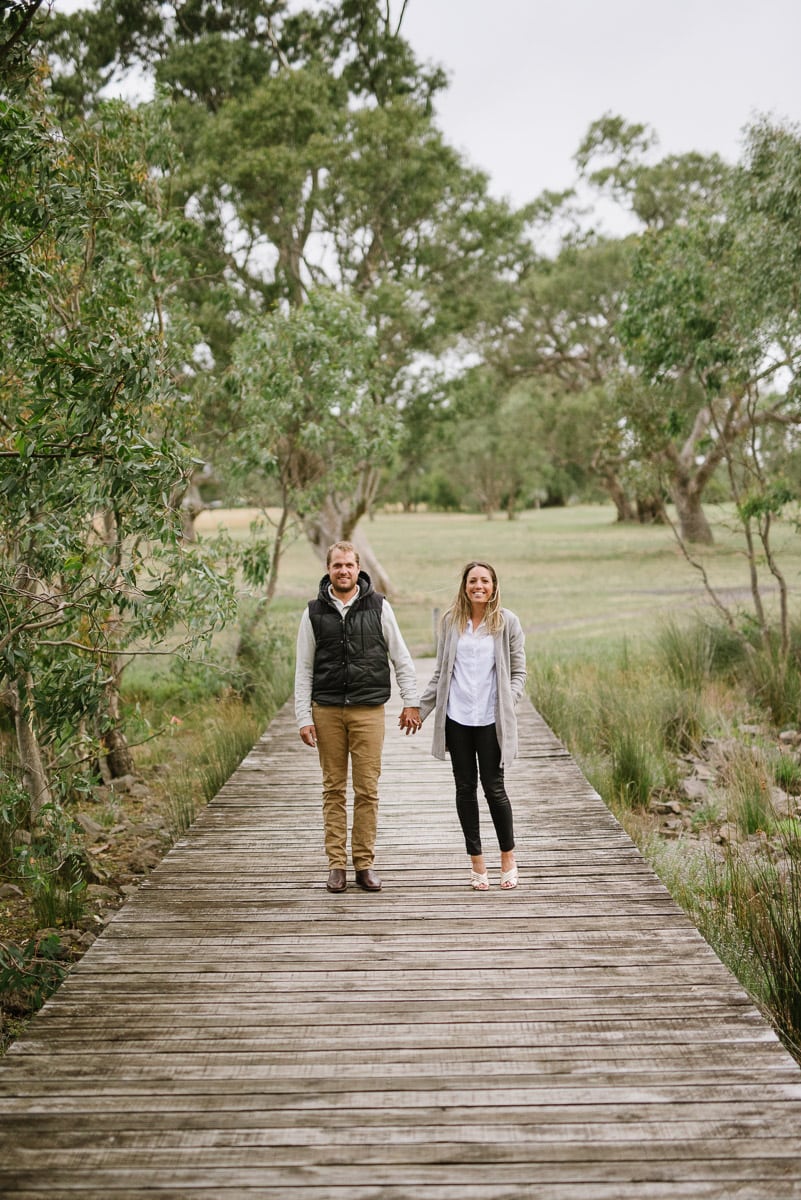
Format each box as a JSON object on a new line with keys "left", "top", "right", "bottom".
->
{"left": 295, "top": 541, "right": 421, "bottom": 893}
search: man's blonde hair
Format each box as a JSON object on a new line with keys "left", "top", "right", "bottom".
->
{"left": 326, "top": 541, "right": 360, "bottom": 567}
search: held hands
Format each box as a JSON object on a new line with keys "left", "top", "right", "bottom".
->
{"left": 398, "top": 707, "right": 422, "bottom": 736}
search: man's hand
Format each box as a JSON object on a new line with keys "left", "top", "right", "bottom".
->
{"left": 398, "top": 707, "right": 422, "bottom": 735}
{"left": 299, "top": 724, "right": 317, "bottom": 748}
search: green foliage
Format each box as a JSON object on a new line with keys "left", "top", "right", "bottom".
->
{"left": 772, "top": 753, "right": 801, "bottom": 796}
{"left": 654, "top": 618, "right": 744, "bottom": 690}
{"left": 230, "top": 288, "right": 396, "bottom": 581}
{"left": 708, "top": 844, "right": 801, "bottom": 1057}
{"left": 0, "top": 79, "right": 235, "bottom": 828}
{"left": 659, "top": 685, "right": 706, "bottom": 756}
{"left": 531, "top": 650, "right": 680, "bottom": 811}
{"left": 719, "top": 747, "right": 776, "bottom": 836}
{"left": 0, "top": 935, "right": 66, "bottom": 1016}
{"left": 0, "top": 768, "right": 29, "bottom": 873}
{"left": 42, "top": 0, "right": 531, "bottom": 567}
{"left": 13, "top": 801, "right": 90, "bottom": 926}
{"left": 608, "top": 728, "right": 660, "bottom": 808}
{"left": 744, "top": 650, "right": 801, "bottom": 729}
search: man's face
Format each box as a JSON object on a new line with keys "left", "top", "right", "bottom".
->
{"left": 328, "top": 551, "right": 360, "bottom": 598}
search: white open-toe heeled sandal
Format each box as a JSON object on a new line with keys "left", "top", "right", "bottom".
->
{"left": 470, "top": 870, "right": 489, "bottom": 890}
{"left": 499, "top": 865, "right": 518, "bottom": 889}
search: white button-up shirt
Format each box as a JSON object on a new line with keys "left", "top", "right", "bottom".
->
{"left": 446, "top": 619, "right": 497, "bottom": 726}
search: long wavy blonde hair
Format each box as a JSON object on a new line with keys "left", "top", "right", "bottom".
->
{"left": 445, "top": 560, "right": 504, "bottom": 635}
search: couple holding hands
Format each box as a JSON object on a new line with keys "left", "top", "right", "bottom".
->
{"left": 295, "top": 542, "right": 526, "bottom": 894}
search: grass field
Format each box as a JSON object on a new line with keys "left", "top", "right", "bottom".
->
{"left": 196, "top": 503, "right": 798, "bottom": 658}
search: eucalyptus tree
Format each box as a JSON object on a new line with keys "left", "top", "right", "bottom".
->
{"left": 229, "top": 287, "right": 393, "bottom": 598}
{"left": 0, "top": 79, "right": 235, "bottom": 817}
{"left": 490, "top": 228, "right": 662, "bottom": 520}
{"left": 575, "top": 112, "right": 731, "bottom": 231}
{"left": 41, "top": 0, "right": 528, "bottom": 591}
{"left": 619, "top": 120, "right": 801, "bottom": 547}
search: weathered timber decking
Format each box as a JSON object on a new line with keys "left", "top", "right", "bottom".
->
{"left": 2, "top": 660, "right": 801, "bottom": 1199}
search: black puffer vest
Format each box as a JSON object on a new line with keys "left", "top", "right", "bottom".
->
{"left": 308, "top": 571, "right": 391, "bottom": 708}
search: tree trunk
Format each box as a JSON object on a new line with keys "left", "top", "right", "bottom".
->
{"left": 351, "top": 530, "right": 394, "bottom": 598}
{"left": 672, "top": 481, "right": 714, "bottom": 544}
{"left": 600, "top": 471, "right": 637, "bottom": 523}
{"left": 636, "top": 495, "right": 667, "bottom": 525}
{"left": 102, "top": 670, "right": 135, "bottom": 778}
{"left": 12, "top": 675, "right": 53, "bottom": 821}
{"left": 303, "top": 495, "right": 394, "bottom": 596}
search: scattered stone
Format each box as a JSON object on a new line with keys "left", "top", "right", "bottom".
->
{"left": 770, "top": 787, "right": 793, "bottom": 815}
{"left": 75, "top": 813, "right": 106, "bottom": 841}
{"left": 651, "top": 799, "right": 684, "bottom": 815}
{"left": 108, "top": 775, "right": 138, "bottom": 794}
{"left": 85, "top": 884, "right": 120, "bottom": 902}
{"left": 0, "top": 884, "right": 24, "bottom": 899}
{"left": 126, "top": 844, "right": 162, "bottom": 873}
{"left": 681, "top": 778, "right": 710, "bottom": 801}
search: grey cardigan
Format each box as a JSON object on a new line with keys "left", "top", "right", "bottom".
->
{"left": 418, "top": 608, "right": 527, "bottom": 768}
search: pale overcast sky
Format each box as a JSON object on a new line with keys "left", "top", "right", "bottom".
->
{"left": 402, "top": 0, "right": 801, "bottom": 206}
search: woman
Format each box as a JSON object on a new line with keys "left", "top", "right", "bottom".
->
{"left": 417, "top": 561, "right": 527, "bottom": 890}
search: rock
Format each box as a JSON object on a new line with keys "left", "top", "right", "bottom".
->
{"left": 681, "top": 778, "right": 710, "bottom": 801}
{"left": 75, "top": 813, "right": 106, "bottom": 841}
{"left": 779, "top": 730, "right": 801, "bottom": 745}
{"left": 0, "top": 883, "right": 24, "bottom": 899}
{"left": 85, "top": 884, "right": 120, "bottom": 902}
{"left": 651, "top": 799, "right": 684, "bottom": 815}
{"left": 108, "top": 774, "right": 138, "bottom": 794}
{"left": 770, "top": 787, "right": 793, "bottom": 815}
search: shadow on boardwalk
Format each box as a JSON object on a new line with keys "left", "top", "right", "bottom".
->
{"left": 1, "top": 661, "right": 801, "bottom": 1199}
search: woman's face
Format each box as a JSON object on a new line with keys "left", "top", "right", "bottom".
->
{"left": 464, "top": 565, "right": 495, "bottom": 606}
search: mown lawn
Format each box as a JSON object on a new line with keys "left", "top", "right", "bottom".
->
{"left": 198, "top": 502, "right": 791, "bottom": 658}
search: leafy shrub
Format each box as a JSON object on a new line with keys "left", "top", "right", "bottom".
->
{"left": 0, "top": 935, "right": 65, "bottom": 1015}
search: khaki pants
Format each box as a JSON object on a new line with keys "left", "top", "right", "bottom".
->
{"left": 312, "top": 703, "right": 386, "bottom": 870}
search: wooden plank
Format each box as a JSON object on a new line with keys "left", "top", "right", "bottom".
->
{"left": 1, "top": 663, "right": 801, "bottom": 1199}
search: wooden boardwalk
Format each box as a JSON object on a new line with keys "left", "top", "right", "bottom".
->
{"left": 2, "top": 661, "right": 801, "bottom": 1198}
